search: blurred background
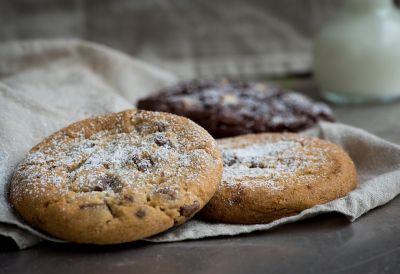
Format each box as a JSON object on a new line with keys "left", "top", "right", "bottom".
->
{"left": 0, "top": 0, "right": 347, "bottom": 79}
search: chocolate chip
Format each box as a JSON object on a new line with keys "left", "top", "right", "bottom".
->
{"left": 94, "top": 175, "right": 122, "bottom": 193}
{"left": 223, "top": 153, "right": 237, "bottom": 166}
{"left": 131, "top": 153, "right": 153, "bottom": 172}
{"left": 136, "top": 159, "right": 152, "bottom": 172}
{"left": 84, "top": 142, "right": 96, "bottom": 148}
{"left": 155, "top": 121, "right": 168, "bottom": 132}
{"left": 131, "top": 154, "right": 141, "bottom": 164}
{"left": 249, "top": 162, "right": 258, "bottom": 168}
{"left": 99, "top": 176, "right": 115, "bottom": 188}
{"left": 249, "top": 162, "right": 266, "bottom": 168}
{"left": 154, "top": 134, "right": 168, "bottom": 146}
{"left": 135, "top": 209, "right": 146, "bottom": 218}
{"left": 93, "top": 186, "right": 103, "bottom": 192}
{"left": 179, "top": 201, "right": 200, "bottom": 217}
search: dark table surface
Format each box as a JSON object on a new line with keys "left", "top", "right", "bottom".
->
{"left": 1, "top": 79, "right": 400, "bottom": 274}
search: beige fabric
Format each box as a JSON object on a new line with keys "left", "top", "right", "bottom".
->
{"left": 1, "top": 40, "right": 399, "bottom": 249}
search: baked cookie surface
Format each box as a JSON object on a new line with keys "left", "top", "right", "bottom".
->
{"left": 199, "top": 133, "right": 357, "bottom": 224}
{"left": 137, "top": 79, "right": 335, "bottom": 138}
{"left": 9, "top": 110, "right": 223, "bottom": 244}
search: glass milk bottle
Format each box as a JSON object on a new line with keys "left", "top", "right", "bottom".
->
{"left": 313, "top": 0, "right": 400, "bottom": 103}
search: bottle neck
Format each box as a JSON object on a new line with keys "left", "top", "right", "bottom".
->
{"left": 343, "top": 0, "right": 394, "bottom": 14}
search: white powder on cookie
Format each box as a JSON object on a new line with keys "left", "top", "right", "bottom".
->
{"left": 220, "top": 139, "right": 329, "bottom": 191}
{"left": 12, "top": 120, "right": 215, "bottom": 201}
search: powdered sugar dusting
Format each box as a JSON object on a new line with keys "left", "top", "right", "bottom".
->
{"left": 11, "top": 112, "right": 220, "bottom": 207}
{"left": 219, "top": 136, "right": 330, "bottom": 192}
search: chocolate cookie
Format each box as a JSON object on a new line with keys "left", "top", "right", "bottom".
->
{"left": 137, "top": 79, "right": 335, "bottom": 138}
{"left": 199, "top": 133, "right": 357, "bottom": 224}
{"left": 9, "top": 110, "right": 223, "bottom": 244}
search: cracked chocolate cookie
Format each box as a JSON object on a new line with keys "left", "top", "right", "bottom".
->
{"left": 199, "top": 133, "right": 357, "bottom": 224}
{"left": 9, "top": 109, "right": 223, "bottom": 244}
{"left": 137, "top": 79, "right": 335, "bottom": 138}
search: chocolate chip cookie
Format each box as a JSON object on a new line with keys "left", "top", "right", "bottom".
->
{"left": 137, "top": 79, "right": 335, "bottom": 138}
{"left": 9, "top": 110, "right": 223, "bottom": 244}
{"left": 199, "top": 133, "right": 357, "bottom": 224}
